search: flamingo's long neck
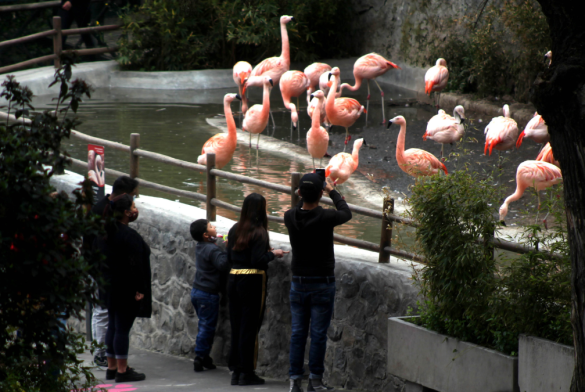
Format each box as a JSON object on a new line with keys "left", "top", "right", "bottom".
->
{"left": 280, "top": 21, "right": 290, "bottom": 67}
{"left": 261, "top": 82, "right": 271, "bottom": 118}
{"left": 312, "top": 98, "right": 321, "bottom": 131}
{"left": 341, "top": 72, "right": 363, "bottom": 92}
{"left": 453, "top": 109, "right": 462, "bottom": 124}
{"left": 225, "top": 100, "right": 236, "bottom": 143}
{"left": 325, "top": 75, "right": 339, "bottom": 114}
{"left": 351, "top": 144, "right": 360, "bottom": 168}
{"left": 502, "top": 182, "right": 529, "bottom": 214}
{"left": 396, "top": 122, "right": 407, "bottom": 164}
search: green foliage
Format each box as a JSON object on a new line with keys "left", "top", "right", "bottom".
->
{"left": 426, "top": 0, "right": 551, "bottom": 102}
{"left": 407, "top": 166, "right": 571, "bottom": 355}
{"left": 117, "top": 0, "right": 355, "bottom": 71}
{"left": 0, "top": 55, "right": 104, "bottom": 391}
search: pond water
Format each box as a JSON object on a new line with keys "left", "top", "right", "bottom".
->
{"left": 32, "top": 78, "right": 555, "bottom": 250}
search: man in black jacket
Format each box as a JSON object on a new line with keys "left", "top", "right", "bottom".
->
{"left": 284, "top": 173, "right": 352, "bottom": 392}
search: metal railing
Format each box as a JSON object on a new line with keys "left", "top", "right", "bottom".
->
{"left": 58, "top": 128, "right": 563, "bottom": 263}
{"left": 0, "top": 15, "right": 120, "bottom": 74}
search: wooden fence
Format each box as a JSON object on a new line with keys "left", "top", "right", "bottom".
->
{"left": 61, "top": 128, "right": 559, "bottom": 263}
{"left": 0, "top": 15, "right": 120, "bottom": 74}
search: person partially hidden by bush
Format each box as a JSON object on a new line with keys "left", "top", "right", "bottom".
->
{"left": 94, "top": 194, "right": 151, "bottom": 382}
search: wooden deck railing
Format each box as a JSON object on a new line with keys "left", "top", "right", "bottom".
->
{"left": 0, "top": 15, "right": 120, "bottom": 74}
{"left": 59, "top": 128, "right": 564, "bottom": 263}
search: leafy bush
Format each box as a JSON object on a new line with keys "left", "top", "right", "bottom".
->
{"left": 117, "top": 0, "right": 356, "bottom": 71}
{"left": 0, "top": 56, "right": 104, "bottom": 391}
{"left": 407, "top": 167, "right": 571, "bottom": 355}
{"left": 426, "top": 0, "right": 551, "bottom": 102}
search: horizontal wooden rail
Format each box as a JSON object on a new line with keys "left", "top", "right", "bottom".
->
{"left": 0, "top": 29, "right": 56, "bottom": 49}
{"left": 491, "top": 237, "right": 564, "bottom": 260}
{"left": 0, "top": 53, "right": 56, "bottom": 74}
{"left": 0, "top": 1, "right": 60, "bottom": 12}
{"left": 71, "top": 130, "right": 130, "bottom": 153}
{"left": 210, "top": 168, "right": 291, "bottom": 194}
{"left": 62, "top": 46, "right": 118, "bottom": 56}
{"left": 62, "top": 24, "right": 121, "bottom": 36}
{"left": 133, "top": 149, "right": 206, "bottom": 172}
{"left": 384, "top": 246, "right": 425, "bottom": 262}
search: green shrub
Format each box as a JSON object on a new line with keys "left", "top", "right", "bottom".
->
{"left": 117, "top": 0, "right": 356, "bottom": 71}
{"left": 0, "top": 56, "right": 105, "bottom": 391}
{"left": 407, "top": 166, "right": 571, "bottom": 355}
{"left": 426, "top": 0, "right": 551, "bottom": 102}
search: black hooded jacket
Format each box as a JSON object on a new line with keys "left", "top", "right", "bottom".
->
{"left": 284, "top": 190, "right": 352, "bottom": 276}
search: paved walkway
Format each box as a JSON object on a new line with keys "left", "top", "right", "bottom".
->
{"left": 83, "top": 349, "right": 291, "bottom": 392}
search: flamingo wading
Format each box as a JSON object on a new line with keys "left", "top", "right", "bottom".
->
{"left": 516, "top": 112, "right": 549, "bottom": 148}
{"left": 422, "top": 105, "right": 466, "bottom": 159}
{"left": 198, "top": 94, "right": 241, "bottom": 168}
{"left": 306, "top": 90, "right": 329, "bottom": 169}
{"left": 424, "top": 58, "right": 449, "bottom": 108}
{"left": 340, "top": 53, "right": 401, "bottom": 123}
{"left": 304, "top": 62, "right": 331, "bottom": 105}
{"left": 484, "top": 104, "right": 519, "bottom": 165}
{"left": 388, "top": 115, "right": 448, "bottom": 177}
{"left": 243, "top": 77, "right": 273, "bottom": 149}
{"left": 280, "top": 70, "right": 310, "bottom": 136}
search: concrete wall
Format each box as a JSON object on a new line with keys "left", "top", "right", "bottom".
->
{"left": 53, "top": 171, "right": 419, "bottom": 392}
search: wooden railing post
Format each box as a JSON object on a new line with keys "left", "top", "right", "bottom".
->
{"left": 206, "top": 153, "right": 216, "bottom": 221}
{"left": 52, "top": 16, "right": 62, "bottom": 69}
{"left": 378, "top": 197, "right": 394, "bottom": 263}
{"left": 291, "top": 172, "right": 300, "bottom": 208}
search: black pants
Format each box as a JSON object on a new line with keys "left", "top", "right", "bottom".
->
{"left": 105, "top": 304, "right": 137, "bottom": 359}
{"left": 228, "top": 272, "right": 267, "bottom": 373}
{"left": 58, "top": 0, "right": 94, "bottom": 49}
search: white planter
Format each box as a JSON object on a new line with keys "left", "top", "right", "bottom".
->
{"left": 388, "top": 316, "right": 519, "bottom": 392}
{"left": 518, "top": 334, "right": 574, "bottom": 392}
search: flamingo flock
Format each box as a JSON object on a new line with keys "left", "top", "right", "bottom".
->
{"left": 195, "top": 14, "right": 559, "bottom": 227}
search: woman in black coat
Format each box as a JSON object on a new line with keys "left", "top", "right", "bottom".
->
{"left": 226, "top": 193, "right": 287, "bottom": 386}
{"left": 95, "top": 194, "right": 151, "bottom": 383}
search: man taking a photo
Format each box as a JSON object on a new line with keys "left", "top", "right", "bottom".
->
{"left": 284, "top": 173, "right": 352, "bottom": 392}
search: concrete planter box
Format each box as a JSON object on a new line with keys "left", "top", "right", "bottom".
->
{"left": 388, "top": 316, "right": 519, "bottom": 392}
{"left": 518, "top": 334, "right": 574, "bottom": 392}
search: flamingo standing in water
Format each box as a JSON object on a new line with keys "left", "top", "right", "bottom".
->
{"left": 387, "top": 116, "right": 448, "bottom": 177}
{"left": 422, "top": 105, "right": 466, "bottom": 159}
{"left": 325, "top": 138, "right": 365, "bottom": 187}
{"left": 242, "top": 15, "right": 295, "bottom": 128}
{"left": 325, "top": 67, "right": 365, "bottom": 151}
{"left": 243, "top": 77, "right": 273, "bottom": 149}
{"left": 306, "top": 90, "right": 329, "bottom": 169}
{"left": 198, "top": 93, "right": 241, "bottom": 168}
{"left": 499, "top": 160, "right": 562, "bottom": 224}
{"left": 516, "top": 112, "right": 549, "bottom": 148}
{"left": 484, "top": 105, "right": 519, "bottom": 165}
{"left": 424, "top": 58, "right": 449, "bottom": 108}
{"left": 280, "top": 70, "right": 310, "bottom": 135}
{"left": 340, "top": 53, "right": 401, "bottom": 123}
{"left": 304, "top": 62, "right": 331, "bottom": 104}
{"left": 536, "top": 142, "right": 559, "bottom": 167}
{"left": 233, "top": 61, "right": 252, "bottom": 114}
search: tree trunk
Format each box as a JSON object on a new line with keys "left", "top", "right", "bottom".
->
{"left": 532, "top": 1, "right": 585, "bottom": 390}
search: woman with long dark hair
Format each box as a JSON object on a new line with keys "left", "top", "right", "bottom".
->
{"left": 227, "top": 193, "right": 288, "bottom": 386}
{"left": 95, "top": 194, "right": 152, "bottom": 383}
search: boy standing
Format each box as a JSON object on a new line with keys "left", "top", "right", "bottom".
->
{"left": 284, "top": 173, "right": 352, "bottom": 392}
{"left": 190, "top": 219, "right": 231, "bottom": 372}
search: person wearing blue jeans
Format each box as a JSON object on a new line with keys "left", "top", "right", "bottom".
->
{"left": 189, "top": 219, "right": 231, "bottom": 372}
{"left": 284, "top": 173, "right": 352, "bottom": 392}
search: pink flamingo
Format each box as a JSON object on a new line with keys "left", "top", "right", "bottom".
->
{"left": 304, "top": 62, "right": 331, "bottom": 104}
{"left": 387, "top": 115, "right": 448, "bottom": 177}
{"left": 484, "top": 105, "right": 519, "bottom": 164}
{"left": 325, "top": 138, "right": 365, "bottom": 186}
{"left": 280, "top": 70, "right": 310, "bottom": 134}
{"left": 536, "top": 142, "right": 559, "bottom": 167}
{"left": 198, "top": 93, "right": 241, "bottom": 168}
{"left": 422, "top": 105, "right": 466, "bottom": 159}
{"left": 424, "top": 58, "right": 449, "bottom": 108}
{"left": 339, "top": 53, "right": 401, "bottom": 123}
{"left": 308, "top": 93, "right": 329, "bottom": 128}
{"left": 233, "top": 61, "right": 252, "bottom": 114}
{"left": 306, "top": 90, "right": 329, "bottom": 169}
{"left": 516, "top": 112, "right": 549, "bottom": 148}
{"left": 325, "top": 67, "right": 365, "bottom": 151}
{"left": 243, "top": 77, "right": 273, "bottom": 149}
{"left": 242, "top": 15, "right": 295, "bottom": 128}
{"left": 499, "top": 160, "right": 562, "bottom": 223}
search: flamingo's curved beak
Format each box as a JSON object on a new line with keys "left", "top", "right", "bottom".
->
{"left": 291, "top": 17, "right": 296, "bottom": 22}
{"left": 310, "top": 94, "right": 315, "bottom": 100}
{"left": 543, "top": 54, "right": 548, "bottom": 63}
{"left": 460, "top": 118, "right": 466, "bottom": 124}
{"left": 500, "top": 220, "right": 507, "bottom": 226}
{"left": 328, "top": 73, "right": 332, "bottom": 81}
{"left": 242, "top": 79, "right": 248, "bottom": 95}
{"left": 363, "top": 139, "right": 368, "bottom": 146}
{"left": 387, "top": 120, "right": 393, "bottom": 129}
{"left": 235, "top": 94, "right": 242, "bottom": 101}
{"left": 269, "top": 78, "right": 274, "bottom": 87}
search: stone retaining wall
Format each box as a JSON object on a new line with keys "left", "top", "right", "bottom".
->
{"left": 53, "top": 171, "right": 419, "bottom": 392}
